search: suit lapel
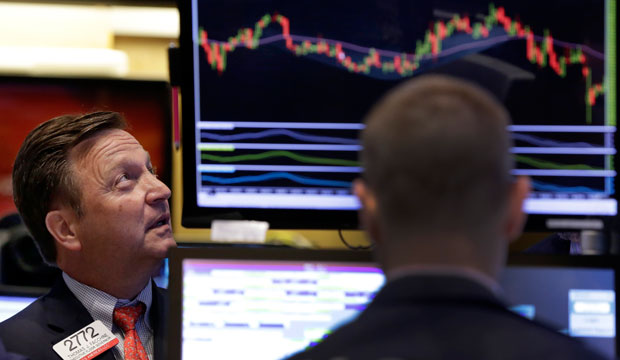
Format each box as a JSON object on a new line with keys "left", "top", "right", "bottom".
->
{"left": 151, "top": 284, "right": 168, "bottom": 360}
{"left": 42, "top": 277, "right": 117, "bottom": 360}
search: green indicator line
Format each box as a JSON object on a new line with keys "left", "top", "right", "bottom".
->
{"left": 606, "top": 0, "right": 617, "bottom": 127}
{"left": 201, "top": 150, "right": 360, "bottom": 166}
{"left": 198, "top": 144, "right": 235, "bottom": 151}
{"left": 516, "top": 155, "right": 603, "bottom": 171}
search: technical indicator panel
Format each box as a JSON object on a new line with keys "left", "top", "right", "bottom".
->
{"left": 188, "top": 0, "right": 616, "bottom": 219}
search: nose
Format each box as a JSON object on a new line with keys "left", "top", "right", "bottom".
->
{"left": 145, "top": 172, "right": 171, "bottom": 204}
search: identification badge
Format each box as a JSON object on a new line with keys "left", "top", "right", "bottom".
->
{"left": 53, "top": 320, "right": 119, "bottom": 360}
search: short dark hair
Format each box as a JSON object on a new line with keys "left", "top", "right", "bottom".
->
{"left": 361, "top": 75, "right": 513, "bottom": 239}
{"left": 12, "top": 112, "right": 127, "bottom": 265}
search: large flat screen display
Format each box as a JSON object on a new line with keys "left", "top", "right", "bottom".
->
{"left": 179, "top": 0, "right": 617, "bottom": 229}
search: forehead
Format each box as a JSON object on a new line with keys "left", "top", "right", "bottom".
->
{"left": 70, "top": 129, "right": 147, "bottom": 165}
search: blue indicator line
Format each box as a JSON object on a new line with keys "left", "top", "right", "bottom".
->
{"left": 190, "top": 322, "right": 215, "bottom": 328}
{"left": 259, "top": 323, "right": 285, "bottom": 328}
{"left": 511, "top": 169, "right": 616, "bottom": 177}
{"left": 202, "top": 172, "right": 352, "bottom": 188}
{"left": 532, "top": 180, "right": 606, "bottom": 193}
{"left": 511, "top": 133, "right": 595, "bottom": 148}
{"left": 511, "top": 147, "right": 616, "bottom": 155}
{"left": 508, "top": 125, "right": 616, "bottom": 133}
{"left": 201, "top": 129, "right": 359, "bottom": 144}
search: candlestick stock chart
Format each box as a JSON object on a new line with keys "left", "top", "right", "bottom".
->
{"left": 190, "top": 0, "right": 616, "bottom": 216}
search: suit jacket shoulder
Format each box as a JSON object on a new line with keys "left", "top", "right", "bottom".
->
{"left": 287, "top": 275, "right": 610, "bottom": 360}
{"left": 0, "top": 278, "right": 167, "bottom": 360}
{"left": 151, "top": 285, "right": 168, "bottom": 360}
{"left": 0, "top": 276, "right": 113, "bottom": 360}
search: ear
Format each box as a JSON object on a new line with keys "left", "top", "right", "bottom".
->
{"left": 353, "top": 178, "right": 381, "bottom": 244}
{"left": 504, "top": 176, "right": 531, "bottom": 243}
{"left": 45, "top": 209, "right": 82, "bottom": 252}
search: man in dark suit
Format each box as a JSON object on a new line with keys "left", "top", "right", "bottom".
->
{"left": 0, "top": 112, "right": 176, "bottom": 360}
{"left": 287, "top": 76, "right": 608, "bottom": 360}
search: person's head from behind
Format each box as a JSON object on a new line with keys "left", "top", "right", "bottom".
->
{"left": 354, "top": 75, "right": 529, "bottom": 277}
{"left": 13, "top": 112, "right": 175, "bottom": 295}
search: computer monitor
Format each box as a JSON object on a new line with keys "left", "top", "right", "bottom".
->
{"left": 502, "top": 255, "right": 617, "bottom": 359}
{"left": 167, "top": 247, "right": 383, "bottom": 360}
{"left": 0, "top": 295, "right": 36, "bottom": 323}
{"left": 0, "top": 286, "right": 46, "bottom": 322}
{"left": 167, "top": 249, "right": 617, "bottom": 359}
{"left": 168, "top": 247, "right": 617, "bottom": 360}
{"left": 178, "top": 0, "right": 616, "bottom": 230}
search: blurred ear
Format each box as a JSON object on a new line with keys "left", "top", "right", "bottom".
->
{"left": 504, "top": 176, "right": 531, "bottom": 243}
{"left": 45, "top": 208, "right": 81, "bottom": 252}
{"left": 353, "top": 179, "right": 381, "bottom": 244}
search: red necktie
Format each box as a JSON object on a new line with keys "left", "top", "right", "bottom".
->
{"left": 113, "top": 303, "right": 149, "bottom": 360}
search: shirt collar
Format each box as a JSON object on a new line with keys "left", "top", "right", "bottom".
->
{"left": 62, "top": 272, "right": 154, "bottom": 331}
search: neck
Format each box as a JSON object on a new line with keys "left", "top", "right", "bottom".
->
{"left": 59, "top": 262, "right": 151, "bottom": 299}
{"left": 385, "top": 263, "right": 501, "bottom": 295}
{"left": 90, "top": 276, "right": 150, "bottom": 300}
{"left": 377, "top": 232, "right": 503, "bottom": 281}
{"left": 383, "top": 256, "right": 498, "bottom": 280}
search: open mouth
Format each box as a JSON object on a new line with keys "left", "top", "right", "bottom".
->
{"left": 150, "top": 214, "right": 170, "bottom": 230}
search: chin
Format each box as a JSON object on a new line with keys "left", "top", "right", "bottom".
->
{"left": 157, "top": 236, "right": 177, "bottom": 255}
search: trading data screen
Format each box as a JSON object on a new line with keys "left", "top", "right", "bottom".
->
{"left": 501, "top": 266, "right": 616, "bottom": 358}
{"left": 178, "top": 259, "right": 616, "bottom": 359}
{"left": 0, "top": 295, "right": 36, "bottom": 322}
{"left": 189, "top": 0, "right": 616, "bottom": 216}
{"left": 181, "top": 259, "right": 384, "bottom": 360}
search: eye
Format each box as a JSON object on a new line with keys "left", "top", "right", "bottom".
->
{"left": 116, "top": 173, "right": 130, "bottom": 185}
{"left": 148, "top": 166, "right": 159, "bottom": 178}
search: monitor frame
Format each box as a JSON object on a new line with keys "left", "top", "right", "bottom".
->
{"left": 177, "top": 0, "right": 362, "bottom": 230}
{"left": 506, "top": 254, "right": 619, "bottom": 356}
{"left": 176, "top": 0, "right": 617, "bottom": 232}
{"left": 166, "top": 246, "right": 374, "bottom": 360}
{"left": 167, "top": 250, "right": 619, "bottom": 359}
{"left": 0, "top": 284, "right": 48, "bottom": 298}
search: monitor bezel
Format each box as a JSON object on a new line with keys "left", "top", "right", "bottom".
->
{"left": 0, "top": 285, "right": 48, "bottom": 298}
{"left": 166, "top": 246, "right": 375, "bottom": 360}
{"left": 176, "top": 0, "right": 617, "bottom": 232}
{"left": 177, "top": 0, "right": 359, "bottom": 230}
{"left": 167, "top": 250, "right": 619, "bottom": 359}
{"left": 506, "top": 254, "right": 619, "bottom": 357}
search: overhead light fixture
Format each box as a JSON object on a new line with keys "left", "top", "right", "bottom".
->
{"left": 0, "top": 46, "right": 129, "bottom": 77}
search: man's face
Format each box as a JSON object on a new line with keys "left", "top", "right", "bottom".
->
{"left": 68, "top": 129, "right": 176, "bottom": 275}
